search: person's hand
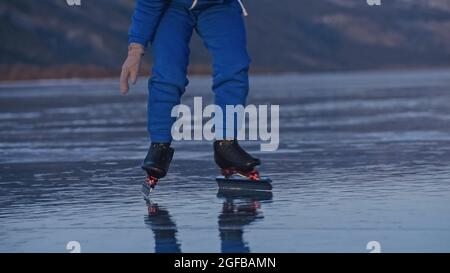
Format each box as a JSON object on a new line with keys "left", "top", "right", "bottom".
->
{"left": 120, "top": 43, "right": 145, "bottom": 94}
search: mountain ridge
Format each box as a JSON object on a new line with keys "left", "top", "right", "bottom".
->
{"left": 1, "top": 0, "right": 450, "bottom": 80}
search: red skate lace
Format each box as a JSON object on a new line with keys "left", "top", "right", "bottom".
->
{"left": 146, "top": 176, "right": 158, "bottom": 188}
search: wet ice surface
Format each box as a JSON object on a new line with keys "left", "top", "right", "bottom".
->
{"left": 1, "top": 70, "right": 450, "bottom": 252}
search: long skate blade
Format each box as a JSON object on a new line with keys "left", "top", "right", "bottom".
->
{"left": 141, "top": 182, "right": 153, "bottom": 203}
{"left": 217, "top": 188, "right": 273, "bottom": 201}
{"left": 216, "top": 175, "right": 272, "bottom": 191}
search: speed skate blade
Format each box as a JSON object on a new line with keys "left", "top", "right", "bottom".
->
{"left": 217, "top": 188, "right": 273, "bottom": 201}
{"left": 216, "top": 175, "right": 272, "bottom": 191}
{"left": 141, "top": 182, "right": 153, "bottom": 202}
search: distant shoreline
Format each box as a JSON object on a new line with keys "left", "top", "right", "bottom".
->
{"left": 1, "top": 63, "right": 449, "bottom": 82}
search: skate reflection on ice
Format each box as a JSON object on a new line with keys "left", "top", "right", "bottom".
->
{"left": 144, "top": 203, "right": 181, "bottom": 253}
{"left": 217, "top": 189, "right": 273, "bottom": 253}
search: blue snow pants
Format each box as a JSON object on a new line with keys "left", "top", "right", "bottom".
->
{"left": 147, "top": 0, "right": 250, "bottom": 142}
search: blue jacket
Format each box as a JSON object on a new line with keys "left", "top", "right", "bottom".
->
{"left": 128, "top": 0, "right": 226, "bottom": 47}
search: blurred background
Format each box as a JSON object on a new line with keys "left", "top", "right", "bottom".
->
{"left": 1, "top": 0, "right": 450, "bottom": 252}
{"left": 1, "top": 0, "right": 450, "bottom": 80}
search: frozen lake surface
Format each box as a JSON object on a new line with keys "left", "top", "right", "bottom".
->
{"left": 1, "top": 70, "right": 450, "bottom": 252}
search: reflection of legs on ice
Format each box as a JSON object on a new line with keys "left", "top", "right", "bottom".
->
{"left": 144, "top": 204, "right": 181, "bottom": 253}
{"left": 218, "top": 200, "right": 262, "bottom": 253}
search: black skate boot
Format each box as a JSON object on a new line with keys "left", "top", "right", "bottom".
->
{"left": 141, "top": 143, "right": 174, "bottom": 196}
{"left": 214, "top": 139, "right": 261, "bottom": 181}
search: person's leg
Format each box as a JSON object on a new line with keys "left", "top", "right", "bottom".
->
{"left": 195, "top": 2, "right": 263, "bottom": 181}
{"left": 142, "top": 6, "right": 195, "bottom": 192}
{"left": 148, "top": 6, "right": 195, "bottom": 143}
{"left": 195, "top": 0, "right": 251, "bottom": 139}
